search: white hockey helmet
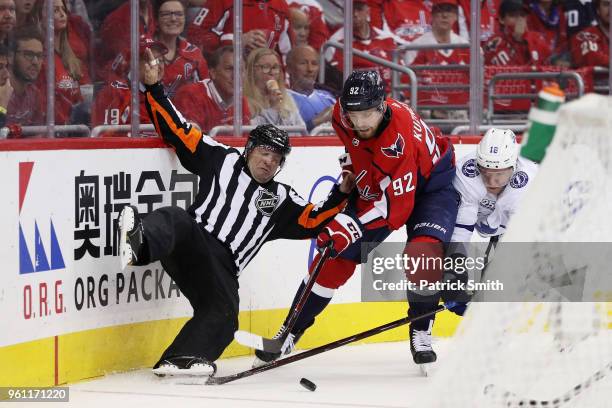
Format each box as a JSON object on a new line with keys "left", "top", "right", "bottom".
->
{"left": 476, "top": 128, "right": 519, "bottom": 170}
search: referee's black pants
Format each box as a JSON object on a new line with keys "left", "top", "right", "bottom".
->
{"left": 141, "top": 206, "right": 239, "bottom": 363}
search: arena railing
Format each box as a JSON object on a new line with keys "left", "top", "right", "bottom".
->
{"left": 90, "top": 124, "right": 157, "bottom": 138}
{"left": 318, "top": 40, "right": 418, "bottom": 111}
{"left": 0, "top": 125, "right": 91, "bottom": 139}
{"left": 450, "top": 124, "right": 528, "bottom": 136}
{"left": 310, "top": 124, "right": 335, "bottom": 136}
{"left": 486, "top": 71, "right": 585, "bottom": 124}
{"left": 209, "top": 125, "right": 308, "bottom": 138}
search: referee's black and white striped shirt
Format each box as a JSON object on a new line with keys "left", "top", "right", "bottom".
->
{"left": 144, "top": 83, "right": 347, "bottom": 274}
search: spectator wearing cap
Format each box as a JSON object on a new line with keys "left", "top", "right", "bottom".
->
{"left": 91, "top": 37, "right": 169, "bottom": 135}
{"left": 245, "top": 47, "right": 306, "bottom": 130}
{"left": 0, "top": 0, "right": 16, "bottom": 46}
{"left": 525, "top": 0, "right": 570, "bottom": 66}
{"left": 7, "top": 28, "right": 45, "bottom": 129}
{"left": 286, "top": 0, "right": 330, "bottom": 51}
{"left": 570, "top": 0, "right": 610, "bottom": 67}
{"left": 173, "top": 45, "right": 251, "bottom": 135}
{"left": 484, "top": 0, "right": 551, "bottom": 66}
{"left": 404, "top": 0, "right": 470, "bottom": 66}
{"left": 456, "top": 0, "right": 501, "bottom": 42}
{"left": 286, "top": 45, "right": 335, "bottom": 132}
{"left": 325, "top": 1, "right": 396, "bottom": 89}
{"left": 152, "top": 0, "right": 208, "bottom": 97}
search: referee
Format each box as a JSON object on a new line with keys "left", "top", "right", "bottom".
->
{"left": 118, "top": 47, "right": 355, "bottom": 377}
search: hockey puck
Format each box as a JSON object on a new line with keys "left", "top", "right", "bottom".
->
{"left": 300, "top": 377, "right": 316, "bottom": 391}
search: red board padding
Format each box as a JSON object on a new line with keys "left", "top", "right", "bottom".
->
{"left": 0, "top": 135, "right": 480, "bottom": 152}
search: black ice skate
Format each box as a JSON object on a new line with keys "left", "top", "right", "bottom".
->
{"left": 119, "top": 205, "right": 144, "bottom": 269}
{"left": 410, "top": 325, "right": 437, "bottom": 376}
{"left": 252, "top": 326, "right": 303, "bottom": 368}
{"left": 152, "top": 356, "right": 217, "bottom": 377}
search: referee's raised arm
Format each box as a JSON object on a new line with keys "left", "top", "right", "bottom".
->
{"left": 140, "top": 47, "right": 226, "bottom": 174}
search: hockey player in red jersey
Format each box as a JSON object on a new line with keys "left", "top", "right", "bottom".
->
{"left": 255, "top": 70, "right": 459, "bottom": 368}
{"left": 484, "top": 0, "right": 551, "bottom": 66}
{"left": 570, "top": 0, "right": 610, "bottom": 67}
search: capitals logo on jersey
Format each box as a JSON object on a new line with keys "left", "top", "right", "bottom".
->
{"left": 255, "top": 189, "right": 280, "bottom": 216}
{"left": 381, "top": 134, "right": 405, "bottom": 158}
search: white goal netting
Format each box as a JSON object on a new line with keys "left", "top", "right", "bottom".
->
{"left": 428, "top": 94, "right": 612, "bottom": 408}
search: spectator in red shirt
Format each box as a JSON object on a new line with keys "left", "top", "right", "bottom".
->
{"left": 205, "top": 0, "right": 292, "bottom": 58}
{"left": 0, "top": 0, "right": 16, "bottom": 46}
{"left": 7, "top": 27, "right": 45, "bottom": 128}
{"left": 186, "top": 0, "right": 226, "bottom": 59}
{"left": 457, "top": 0, "right": 501, "bottom": 42}
{"left": 173, "top": 45, "right": 251, "bottom": 135}
{"left": 96, "top": 0, "right": 156, "bottom": 81}
{"left": 288, "top": 7, "right": 309, "bottom": 47}
{"left": 325, "top": 1, "right": 396, "bottom": 86}
{"left": 405, "top": 0, "right": 470, "bottom": 65}
{"left": 484, "top": 0, "right": 551, "bottom": 66}
{"left": 381, "top": 0, "right": 433, "bottom": 42}
{"left": 570, "top": 0, "right": 610, "bottom": 67}
{"left": 526, "top": 0, "right": 570, "bottom": 66}
{"left": 286, "top": 0, "right": 330, "bottom": 50}
{"left": 91, "top": 37, "right": 168, "bottom": 134}
{"left": 153, "top": 0, "right": 208, "bottom": 97}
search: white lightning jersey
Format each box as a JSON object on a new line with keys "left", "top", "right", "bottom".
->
{"left": 451, "top": 152, "right": 539, "bottom": 242}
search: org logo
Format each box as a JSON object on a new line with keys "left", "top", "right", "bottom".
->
{"left": 255, "top": 189, "right": 279, "bottom": 217}
{"left": 18, "top": 162, "right": 65, "bottom": 274}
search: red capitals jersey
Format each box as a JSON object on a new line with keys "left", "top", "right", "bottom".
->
{"left": 91, "top": 80, "right": 151, "bottom": 136}
{"left": 383, "top": 0, "right": 432, "bottom": 42}
{"left": 104, "top": 37, "right": 208, "bottom": 97}
{"left": 458, "top": 0, "right": 500, "bottom": 42}
{"left": 484, "top": 28, "right": 551, "bottom": 66}
{"left": 37, "top": 54, "right": 83, "bottom": 125}
{"left": 161, "top": 38, "right": 209, "bottom": 98}
{"left": 410, "top": 33, "right": 470, "bottom": 65}
{"left": 96, "top": 2, "right": 156, "bottom": 76}
{"left": 286, "top": 0, "right": 330, "bottom": 50}
{"left": 366, "top": 0, "right": 385, "bottom": 30}
{"left": 526, "top": 5, "right": 568, "bottom": 58}
{"left": 187, "top": 0, "right": 228, "bottom": 56}
{"left": 332, "top": 98, "right": 452, "bottom": 231}
{"left": 214, "top": 0, "right": 292, "bottom": 55}
{"left": 173, "top": 79, "right": 251, "bottom": 134}
{"left": 570, "top": 25, "right": 610, "bottom": 68}
{"left": 326, "top": 27, "right": 396, "bottom": 84}
{"left": 7, "top": 84, "right": 45, "bottom": 127}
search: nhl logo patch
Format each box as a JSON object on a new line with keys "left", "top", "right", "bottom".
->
{"left": 255, "top": 189, "right": 279, "bottom": 216}
{"left": 510, "top": 171, "right": 529, "bottom": 188}
{"left": 462, "top": 159, "right": 479, "bottom": 178}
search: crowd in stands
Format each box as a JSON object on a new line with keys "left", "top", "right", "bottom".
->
{"left": 0, "top": 0, "right": 609, "bottom": 137}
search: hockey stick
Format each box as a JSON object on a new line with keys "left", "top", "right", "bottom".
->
{"left": 234, "top": 244, "right": 332, "bottom": 354}
{"left": 206, "top": 304, "right": 448, "bottom": 385}
{"left": 483, "top": 361, "right": 612, "bottom": 407}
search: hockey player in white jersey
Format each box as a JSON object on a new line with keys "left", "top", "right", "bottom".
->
{"left": 452, "top": 128, "right": 538, "bottom": 242}
{"left": 443, "top": 127, "right": 538, "bottom": 318}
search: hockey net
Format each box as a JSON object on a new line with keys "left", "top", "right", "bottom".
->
{"left": 428, "top": 94, "right": 612, "bottom": 408}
